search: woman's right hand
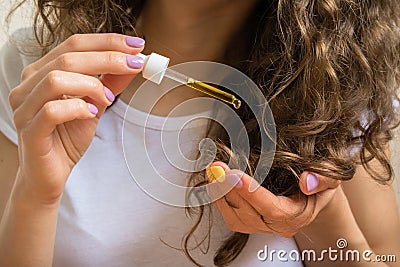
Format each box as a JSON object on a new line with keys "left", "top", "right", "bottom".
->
{"left": 8, "top": 33, "right": 145, "bottom": 205}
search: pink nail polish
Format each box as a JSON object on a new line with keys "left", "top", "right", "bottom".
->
{"left": 306, "top": 173, "right": 318, "bottom": 192}
{"left": 225, "top": 173, "right": 243, "bottom": 188}
{"left": 104, "top": 87, "right": 115, "bottom": 102}
{"left": 125, "top": 36, "right": 145, "bottom": 48}
{"left": 88, "top": 103, "right": 98, "bottom": 115}
{"left": 126, "top": 55, "right": 144, "bottom": 69}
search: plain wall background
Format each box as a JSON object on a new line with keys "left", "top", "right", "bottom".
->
{"left": 1, "top": 1, "right": 399, "bottom": 210}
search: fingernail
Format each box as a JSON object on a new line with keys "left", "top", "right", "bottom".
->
{"left": 104, "top": 86, "right": 115, "bottom": 102}
{"left": 88, "top": 103, "right": 98, "bottom": 115}
{"left": 206, "top": 165, "right": 225, "bottom": 183}
{"left": 125, "top": 36, "right": 145, "bottom": 48}
{"left": 226, "top": 173, "right": 243, "bottom": 188}
{"left": 126, "top": 55, "right": 144, "bottom": 69}
{"left": 306, "top": 173, "right": 319, "bottom": 192}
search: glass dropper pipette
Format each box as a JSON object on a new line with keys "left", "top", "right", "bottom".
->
{"left": 163, "top": 68, "right": 241, "bottom": 109}
{"left": 137, "top": 52, "right": 241, "bottom": 109}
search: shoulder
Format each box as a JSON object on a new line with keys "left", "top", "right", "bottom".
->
{"left": 0, "top": 28, "right": 41, "bottom": 145}
{"left": 0, "top": 28, "right": 41, "bottom": 88}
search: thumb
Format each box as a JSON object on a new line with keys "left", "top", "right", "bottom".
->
{"left": 88, "top": 73, "right": 139, "bottom": 117}
{"left": 100, "top": 73, "right": 138, "bottom": 96}
{"left": 299, "top": 171, "right": 341, "bottom": 195}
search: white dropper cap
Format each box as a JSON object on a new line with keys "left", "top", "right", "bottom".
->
{"left": 137, "top": 52, "right": 170, "bottom": 84}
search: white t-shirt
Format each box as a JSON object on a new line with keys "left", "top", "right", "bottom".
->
{"left": 0, "top": 30, "right": 303, "bottom": 267}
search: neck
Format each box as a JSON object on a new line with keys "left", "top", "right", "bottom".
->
{"left": 138, "top": 0, "right": 257, "bottom": 63}
{"left": 120, "top": 0, "right": 258, "bottom": 115}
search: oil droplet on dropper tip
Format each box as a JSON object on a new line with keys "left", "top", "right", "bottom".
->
{"left": 232, "top": 98, "right": 241, "bottom": 109}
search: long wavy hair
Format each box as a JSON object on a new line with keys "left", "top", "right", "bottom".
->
{"left": 8, "top": 0, "right": 400, "bottom": 266}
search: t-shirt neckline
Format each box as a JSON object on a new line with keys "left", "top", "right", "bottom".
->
{"left": 110, "top": 98, "right": 212, "bottom": 131}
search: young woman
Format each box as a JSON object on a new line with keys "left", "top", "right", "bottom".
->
{"left": 1, "top": 0, "right": 399, "bottom": 266}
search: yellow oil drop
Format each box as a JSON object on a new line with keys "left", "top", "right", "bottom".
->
{"left": 206, "top": 165, "right": 226, "bottom": 183}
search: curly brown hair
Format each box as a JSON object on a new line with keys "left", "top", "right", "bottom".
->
{"left": 7, "top": 0, "right": 400, "bottom": 266}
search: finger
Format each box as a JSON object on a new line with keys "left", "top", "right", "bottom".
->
{"left": 206, "top": 173, "right": 259, "bottom": 233}
{"left": 222, "top": 170, "right": 280, "bottom": 214}
{"left": 12, "top": 51, "right": 143, "bottom": 109}
{"left": 269, "top": 190, "right": 340, "bottom": 236}
{"left": 99, "top": 73, "right": 136, "bottom": 98}
{"left": 13, "top": 71, "right": 112, "bottom": 126}
{"left": 298, "top": 171, "right": 341, "bottom": 195}
{"left": 24, "top": 33, "right": 145, "bottom": 79}
{"left": 209, "top": 161, "right": 230, "bottom": 171}
{"left": 276, "top": 188, "right": 338, "bottom": 233}
{"left": 225, "top": 191, "right": 276, "bottom": 233}
{"left": 225, "top": 170, "right": 313, "bottom": 224}
{"left": 206, "top": 181, "right": 242, "bottom": 229}
{"left": 26, "top": 98, "right": 97, "bottom": 142}
{"left": 205, "top": 164, "right": 235, "bottom": 197}
{"left": 205, "top": 162, "right": 230, "bottom": 186}
{"left": 205, "top": 161, "right": 230, "bottom": 184}
{"left": 211, "top": 193, "right": 263, "bottom": 234}
{"left": 309, "top": 188, "right": 338, "bottom": 222}
{"left": 42, "top": 51, "right": 143, "bottom": 81}
{"left": 205, "top": 163, "right": 274, "bottom": 233}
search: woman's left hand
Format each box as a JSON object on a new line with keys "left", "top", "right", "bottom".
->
{"left": 206, "top": 162, "right": 341, "bottom": 237}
